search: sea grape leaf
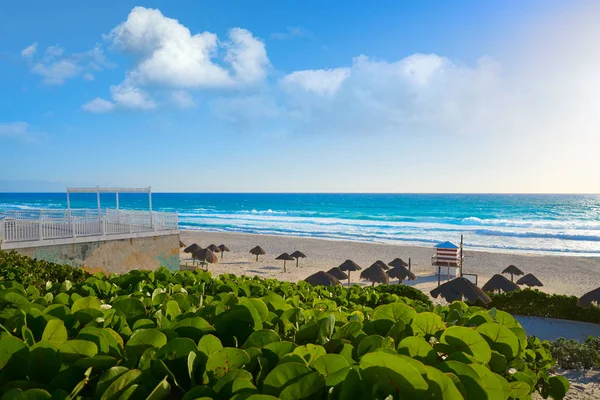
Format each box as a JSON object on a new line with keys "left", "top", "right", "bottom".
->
{"left": 125, "top": 329, "right": 167, "bottom": 358}
{"left": 439, "top": 326, "right": 492, "bottom": 365}
{"left": 58, "top": 340, "right": 98, "bottom": 363}
{"left": 41, "top": 320, "right": 68, "bottom": 347}
{"left": 243, "top": 329, "right": 280, "bottom": 349}
{"left": 411, "top": 312, "right": 445, "bottom": 337}
{"left": 262, "top": 362, "right": 312, "bottom": 397}
{"left": 476, "top": 322, "right": 520, "bottom": 360}
{"left": 424, "top": 365, "right": 464, "bottom": 400}
{"left": 205, "top": 348, "right": 251, "bottom": 383}
{"left": 397, "top": 336, "right": 438, "bottom": 365}
{"left": 359, "top": 352, "right": 428, "bottom": 397}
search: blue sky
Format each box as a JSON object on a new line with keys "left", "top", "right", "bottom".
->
{"left": 1, "top": 1, "right": 599, "bottom": 193}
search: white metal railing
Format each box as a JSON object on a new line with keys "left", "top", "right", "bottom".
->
{"left": 0, "top": 208, "right": 178, "bottom": 244}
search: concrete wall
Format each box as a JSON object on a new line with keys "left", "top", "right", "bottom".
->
{"left": 14, "top": 233, "right": 180, "bottom": 274}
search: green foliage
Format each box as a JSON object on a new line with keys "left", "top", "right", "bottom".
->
{"left": 549, "top": 336, "right": 600, "bottom": 369}
{"left": 0, "top": 250, "right": 89, "bottom": 291}
{"left": 485, "top": 289, "right": 600, "bottom": 324}
{"left": 0, "top": 254, "right": 570, "bottom": 399}
{"left": 373, "top": 284, "right": 434, "bottom": 307}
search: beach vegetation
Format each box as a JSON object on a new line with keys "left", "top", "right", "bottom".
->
{"left": 549, "top": 336, "right": 600, "bottom": 370}
{"left": 0, "top": 252, "right": 571, "bottom": 399}
{"left": 485, "top": 289, "right": 600, "bottom": 324}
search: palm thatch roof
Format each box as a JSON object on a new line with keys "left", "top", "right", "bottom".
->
{"left": 218, "top": 244, "right": 230, "bottom": 252}
{"left": 276, "top": 253, "right": 295, "bottom": 261}
{"left": 338, "top": 259, "right": 362, "bottom": 272}
{"left": 327, "top": 267, "right": 348, "bottom": 281}
{"left": 430, "top": 277, "right": 491, "bottom": 304}
{"left": 360, "top": 265, "right": 389, "bottom": 285}
{"left": 206, "top": 244, "right": 221, "bottom": 253}
{"left": 388, "top": 258, "right": 409, "bottom": 268}
{"left": 578, "top": 287, "right": 600, "bottom": 309}
{"left": 250, "top": 246, "right": 266, "bottom": 256}
{"left": 184, "top": 243, "right": 202, "bottom": 254}
{"left": 290, "top": 251, "right": 306, "bottom": 259}
{"left": 192, "top": 248, "right": 218, "bottom": 264}
{"left": 502, "top": 265, "right": 524, "bottom": 276}
{"left": 179, "top": 241, "right": 186, "bottom": 248}
{"left": 516, "top": 273, "right": 543, "bottom": 287}
{"left": 387, "top": 265, "right": 416, "bottom": 281}
{"left": 482, "top": 274, "right": 520, "bottom": 293}
{"left": 371, "top": 260, "right": 390, "bottom": 270}
{"left": 304, "top": 271, "right": 341, "bottom": 287}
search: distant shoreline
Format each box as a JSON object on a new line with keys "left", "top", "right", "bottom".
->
{"left": 179, "top": 230, "right": 600, "bottom": 298}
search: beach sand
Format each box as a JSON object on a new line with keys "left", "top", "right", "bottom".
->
{"left": 180, "top": 230, "right": 600, "bottom": 398}
{"left": 180, "top": 230, "right": 600, "bottom": 297}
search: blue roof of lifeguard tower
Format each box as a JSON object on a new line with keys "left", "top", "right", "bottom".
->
{"left": 435, "top": 241, "right": 459, "bottom": 249}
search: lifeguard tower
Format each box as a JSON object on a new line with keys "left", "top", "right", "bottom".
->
{"left": 432, "top": 235, "right": 465, "bottom": 286}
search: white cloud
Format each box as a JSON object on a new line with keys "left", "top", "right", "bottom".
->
{"left": 281, "top": 68, "right": 350, "bottom": 96}
{"left": 31, "top": 59, "right": 81, "bottom": 85}
{"left": 170, "top": 91, "right": 195, "bottom": 108}
{"left": 25, "top": 44, "right": 112, "bottom": 85}
{"left": 106, "top": 7, "right": 268, "bottom": 89}
{"left": 82, "top": 98, "right": 115, "bottom": 113}
{"left": 271, "top": 26, "right": 314, "bottom": 40}
{"left": 225, "top": 28, "right": 270, "bottom": 84}
{"left": 0, "top": 122, "right": 44, "bottom": 142}
{"left": 21, "top": 43, "right": 37, "bottom": 58}
{"left": 110, "top": 83, "right": 156, "bottom": 110}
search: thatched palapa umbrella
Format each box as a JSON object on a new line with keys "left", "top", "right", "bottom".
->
{"left": 516, "top": 273, "right": 543, "bottom": 287}
{"left": 360, "top": 264, "right": 389, "bottom": 286}
{"left": 184, "top": 243, "right": 202, "bottom": 254}
{"left": 338, "top": 260, "right": 362, "bottom": 286}
{"left": 371, "top": 260, "right": 390, "bottom": 270}
{"left": 430, "top": 277, "right": 491, "bottom": 304}
{"left": 217, "top": 244, "right": 230, "bottom": 259}
{"left": 207, "top": 244, "right": 221, "bottom": 253}
{"left": 502, "top": 265, "right": 524, "bottom": 282}
{"left": 482, "top": 274, "right": 520, "bottom": 293}
{"left": 387, "top": 265, "right": 416, "bottom": 283}
{"left": 179, "top": 241, "right": 186, "bottom": 248}
{"left": 290, "top": 251, "right": 306, "bottom": 268}
{"left": 327, "top": 267, "right": 348, "bottom": 281}
{"left": 192, "top": 248, "right": 218, "bottom": 270}
{"left": 388, "top": 258, "right": 409, "bottom": 268}
{"left": 577, "top": 287, "right": 600, "bottom": 309}
{"left": 276, "top": 253, "right": 295, "bottom": 273}
{"left": 250, "top": 246, "right": 266, "bottom": 261}
{"left": 304, "top": 271, "right": 341, "bottom": 287}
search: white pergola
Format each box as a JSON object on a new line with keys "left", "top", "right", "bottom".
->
{"left": 66, "top": 187, "right": 153, "bottom": 212}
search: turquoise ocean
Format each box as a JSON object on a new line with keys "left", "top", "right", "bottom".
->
{"left": 1, "top": 193, "right": 599, "bottom": 256}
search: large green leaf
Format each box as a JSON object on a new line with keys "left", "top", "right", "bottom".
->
{"left": 438, "top": 361, "right": 486, "bottom": 399}
{"left": 58, "top": 340, "right": 98, "bottom": 363}
{"left": 243, "top": 330, "right": 280, "bottom": 349}
{"left": 411, "top": 312, "right": 445, "bottom": 337}
{"left": 476, "top": 322, "right": 520, "bottom": 360}
{"left": 262, "top": 362, "right": 312, "bottom": 397}
{"left": 214, "top": 304, "right": 263, "bottom": 346}
{"left": 397, "top": 336, "right": 438, "bottom": 365}
{"left": 311, "top": 354, "right": 349, "bottom": 377}
{"left": 173, "top": 316, "right": 215, "bottom": 342}
{"left": 112, "top": 297, "right": 146, "bottom": 319}
{"left": 279, "top": 372, "right": 325, "bottom": 400}
{"left": 372, "top": 303, "right": 416, "bottom": 324}
{"left": 100, "top": 369, "right": 142, "bottom": 400}
{"left": 205, "top": 348, "right": 251, "bottom": 382}
{"left": 41, "top": 320, "right": 68, "bottom": 347}
{"left": 359, "top": 352, "right": 428, "bottom": 397}
{"left": 439, "top": 326, "right": 492, "bottom": 364}
{"left": 71, "top": 296, "right": 101, "bottom": 313}
{"left": 424, "top": 365, "right": 464, "bottom": 400}
{"left": 0, "top": 336, "right": 29, "bottom": 380}
{"left": 198, "top": 334, "right": 223, "bottom": 356}
{"left": 125, "top": 329, "right": 167, "bottom": 357}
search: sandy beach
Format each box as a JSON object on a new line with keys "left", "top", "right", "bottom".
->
{"left": 180, "top": 230, "right": 600, "bottom": 297}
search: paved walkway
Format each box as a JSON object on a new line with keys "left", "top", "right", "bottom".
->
{"left": 515, "top": 315, "right": 600, "bottom": 342}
